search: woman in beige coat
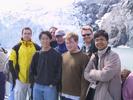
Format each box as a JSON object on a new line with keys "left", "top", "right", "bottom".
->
{"left": 84, "top": 30, "right": 121, "bottom": 100}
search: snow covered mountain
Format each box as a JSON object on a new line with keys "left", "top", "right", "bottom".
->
{"left": 73, "top": 0, "right": 133, "bottom": 47}
{"left": 0, "top": 0, "right": 133, "bottom": 48}
{"left": 0, "top": 2, "right": 77, "bottom": 48}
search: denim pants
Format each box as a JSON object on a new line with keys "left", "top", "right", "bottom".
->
{"left": 33, "top": 83, "right": 58, "bottom": 100}
{"left": 8, "top": 84, "right": 14, "bottom": 100}
{"left": 0, "top": 72, "right": 6, "bottom": 100}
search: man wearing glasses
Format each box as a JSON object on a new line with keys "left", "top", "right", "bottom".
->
{"left": 81, "top": 25, "right": 97, "bottom": 57}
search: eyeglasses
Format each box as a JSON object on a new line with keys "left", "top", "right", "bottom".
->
{"left": 82, "top": 34, "right": 91, "bottom": 37}
{"left": 50, "top": 32, "right": 55, "bottom": 34}
{"left": 82, "top": 28, "right": 90, "bottom": 30}
{"left": 56, "top": 35, "right": 63, "bottom": 38}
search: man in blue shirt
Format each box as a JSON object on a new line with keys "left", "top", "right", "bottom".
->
{"left": 55, "top": 29, "right": 67, "bottom": 54}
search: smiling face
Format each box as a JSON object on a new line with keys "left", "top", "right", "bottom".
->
{"left": 22, "top": 29, "right": 32, "bottom": 41}
{"left": 81, "top": 26, "right": 93, "bottom": 46}
{"left": 49, "top": 27, "right": 57, "bottom": 41}
{"left": 65, "top": 32, "right": 79, "bottom": 53}
{"left": 95, "top": 36, "right": 108, "bottom": 50}
{"left": 40, "top": 34, "right": 51, "bottom": 49}
{"left": 56, "top": 35, "right": 65, "bottom": 44}
{"left": 82, "top": 29, "right": 93, "bottom": 44}
{"left": 65, "top": 38, "right": 78, "bottom": 53}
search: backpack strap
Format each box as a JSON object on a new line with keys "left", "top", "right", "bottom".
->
{"left": 1, "top": 47, "right": 8, "bottom": 54}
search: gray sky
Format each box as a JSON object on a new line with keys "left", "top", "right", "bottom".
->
{"left": 0, "top": 0, "right": 74, "bottom": 12}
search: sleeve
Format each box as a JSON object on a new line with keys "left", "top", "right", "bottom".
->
{"left": 8, "top": 49, "right": 17, "bottom": 87}
{"left": 122, "top": 75, "right": 133, "bottom": 100}
{"left": 9, "top": 49, "right": 16, "bottom": 67}
{"left": 88, "top": 53, "right": 121, "bottom": 82}
{"left": 53, "top": 54, "right": 62, "bottom": 85}
{"left": 29, "top": 52, "right": 38, "bottom": 84}
{"left": 80, "top": 55, "right": 90, "bottom": 100}
{"left": 9, "top": 49, "right": 17, "bottom": 79}
{"left": 84, "top": 55, "right": 95, "bottom": 82}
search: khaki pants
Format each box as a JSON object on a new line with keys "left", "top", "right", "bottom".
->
{"left": 14, "top": 79, "right": 31, "bottom": 100}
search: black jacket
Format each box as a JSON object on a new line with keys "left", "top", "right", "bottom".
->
{"left": 29, "top": 48, "right": 62, "bottom": 86}
{"left": 81, "top": 40, "right": 97, "bottom": 55}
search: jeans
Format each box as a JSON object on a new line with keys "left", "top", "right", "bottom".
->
{"left": 8, "top": 84, "right": 14, "bottom": 100}
{"left": 33, "top": 83, "right": 58, "bottom": 100}
{"left": 0, "top": 72, "right": 6, "bottom": 100}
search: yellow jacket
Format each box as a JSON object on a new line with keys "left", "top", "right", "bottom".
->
{"left": 9, "top": 40, "right": 40, "bottom": 83}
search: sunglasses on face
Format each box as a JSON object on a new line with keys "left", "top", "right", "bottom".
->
{"left": 56, "top": 35, "right": 63, "bottom": 38}
{"left": 50, "top": 32, "right": 55, "bottom": 34}
{"left": 82, "top": 34, "right": 91, "bottom": 37}
{"left": 82, "top": 28, "right": 90, "bottom": 30}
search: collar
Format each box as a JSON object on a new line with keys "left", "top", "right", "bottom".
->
{"left": 20, "top": 39, "right": 33, "bottom": 47}
{"left": 58, "top": 42, "right": 66, "bottom": 47}
{"left": 97, "top": 47, "right": 111, "bottom": 58}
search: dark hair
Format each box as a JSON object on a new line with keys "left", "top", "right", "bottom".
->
{"left": 39, "top": 31, "right": 52, "bottom": 40}
{"left": 49, "top": 26, "right": 58, "bottom": 31}
{"left": 22, "top": 27, "right": 32, "bottom": 34}
{"left": 94, "top": 30, "right": 109, "bottom": 41}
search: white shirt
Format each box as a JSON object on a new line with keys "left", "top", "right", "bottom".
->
{"left": 61, "top": 93, "right": 80, "bottom": 100}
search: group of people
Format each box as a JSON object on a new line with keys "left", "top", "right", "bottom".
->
{"left": 0, "top": 25, "right": 132, "bottom": 100}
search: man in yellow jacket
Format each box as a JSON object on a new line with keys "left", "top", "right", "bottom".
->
{"left": 9, "top": 27, "right": 40, "bottom": 100}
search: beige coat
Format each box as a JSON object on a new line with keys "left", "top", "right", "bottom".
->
{"left": 84, "top": 48, "right": 121, "bottom": 100}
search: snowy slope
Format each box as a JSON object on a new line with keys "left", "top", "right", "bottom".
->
{"left": 0, "top": 0, "right": 133, "bottom": 48}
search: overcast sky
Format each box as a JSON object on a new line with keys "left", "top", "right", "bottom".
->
{"left": 0, "top": 0, "right": 74, "bottom": 12}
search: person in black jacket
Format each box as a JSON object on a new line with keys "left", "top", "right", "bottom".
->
{"left": 81, "top": 25, "right": 97, "bottom": 57}
{"left": 80, "top": 25, "right": 97, "bottom": 100}
{"left": 54, "top": 29, "right": 67, "bottom": 54}
{"left": 29, "top": 31, "right": 62, "bottom": 100}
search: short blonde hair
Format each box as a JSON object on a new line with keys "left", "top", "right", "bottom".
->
{"left": 81, "top": 25, "right": 93, "bottom": 33}
{"left": 65, "top": 32, "right": 78, "bottom": 42}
